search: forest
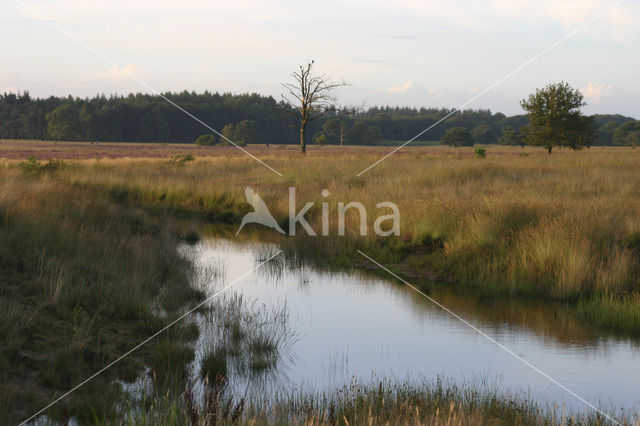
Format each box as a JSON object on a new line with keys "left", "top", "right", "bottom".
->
{"left": 0, "top": 91, "right": 637, "bottom": 146}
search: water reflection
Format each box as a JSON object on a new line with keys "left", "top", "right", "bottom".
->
{"left": 183, "top": 238, "right": 640, "bottom": 415}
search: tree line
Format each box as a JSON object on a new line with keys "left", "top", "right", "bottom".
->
{"left": 0, "top": 90, "right": 637, "bottom": 147}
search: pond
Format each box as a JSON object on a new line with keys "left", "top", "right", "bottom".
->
{"left": 180, "top": 238, "right": 640, "bottom": 417}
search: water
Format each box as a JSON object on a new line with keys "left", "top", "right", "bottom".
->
{"left": 181, "top": 238, "right": 640, "bottom": 416}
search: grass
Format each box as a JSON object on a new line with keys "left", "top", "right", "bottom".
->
{"left": 128, "top": 377, "right": 637, "bottom": 425}
{"left": 14, "top": 143, "right": 638, "bottom": 334}
{"left": 0, "top": 162, "right": 204, "bottom": 424}
{"left": 2, "top": 141, "right": 640, "bottom": 423}
{"left": 194, "top": 293, "right": 296, "bottom": 381}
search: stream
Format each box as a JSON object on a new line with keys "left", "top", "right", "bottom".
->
{"left": 180, "top": 237, "right": 640, "bottom": 417}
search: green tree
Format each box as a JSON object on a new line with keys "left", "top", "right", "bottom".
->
{"left": 498, "top": 125, "right": 525, "bottom": 148}
{"left": 220, "top": 123, "right": 235, "bottom": 146}
{"left": 360, "top": 125, "right": 384, "bottom": 145}
{"left": 233, "top": 119, "right": 257, "bottom": 145}
{"left": 346, "top": 121, "right": 366, "bottom": 145}
{"left": 313, "top": 133, "right": 328, "bottom": 145}
{"left": 612, "top": 121, "right": 640, "bottom": 146}
{"left": 346, "top": 122, "right": 384, "bottom": 145}
{"left": 520, "top": 81, "right": 595, "bottom": 154}
{"left": 596, "top": 121, "right": 619, "bottom": 146}
{"left": 46, "top": 103, "right": 83, "bottom": 141}
{"left": 471, "top": 123, "right": 495, "bottom": 144}
{"left": 320, "top": 117, "right": 348, "bottom": 145}
{"left": 627, "top": 130, "right": 640, "bottom": 148}
{"left": 441, "top": 127, "right": 472, "bottom": 147}
{"left": 195, "top": 134, "right": 217, "bottom": 146}
{"left": 3, "top": 90, "right": 635, "bottom": 147}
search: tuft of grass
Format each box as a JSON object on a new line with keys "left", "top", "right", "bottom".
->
{"left": 194, "top": 294, "right": 296, "bottom": 381}
{"left": 126, "top": 377, "right": 634, "bottom": 425}
{"left": 577, "top": 294, "right": 640, "bottom": 335}
{"left": 200, "top": 350, "right": 228, "bottom": 380}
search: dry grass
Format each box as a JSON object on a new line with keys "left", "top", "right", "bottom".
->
{"left": 4, "top": 143, "right": 639, "bottom": 317}
{"left": 0, "top": 166, "right": 204, "bottom": 424}
{"left": 22, "top": 143, "right": 638, "bottom": 302}
{"left": 2, "top": 142, "right": 640, "bottom": 423}
{"left": 132, "top": 378, "right": 638, "bottom": 425}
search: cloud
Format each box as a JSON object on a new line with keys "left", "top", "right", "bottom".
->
{"left": 491, "top": 0, "right": 640, "bottom": 43}
{"left": 387, "top": 81, "right": 413, "bottom": 93}
{"left": 96, "top": 64, "right": 142, "bottom": 80}
{"left": 377, "top": 34, "right": 417, "bottom": 39}
{"left": 362, "top": 0, "right": 639, "bottom": 42}
{"left": 581, "top": 82, "right": 612, "bottom": 104}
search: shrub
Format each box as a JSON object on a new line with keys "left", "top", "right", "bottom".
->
{"left": 474, "top": 147, "right": 487, "bottom": 158}
{"left": 19, "top": 156, "right": 68, "bottom": 176}
{"left": 195, "top": 134, "right": 217, "bottom": 146}
{"left": 234, "top": 119, "right": 256, "bottom": 145}
{"left": 314, "top": 134, "right": 328, "bottom": 145}
{"left": 441, "top": 127, "right": 473, "bottom": 147}
{"left": 168, "top": 154, "right": 195, "bottom": 164}
{"left": 220, "top": 124, "right": 238, "bottom": 146}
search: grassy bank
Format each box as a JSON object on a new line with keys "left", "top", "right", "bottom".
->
{"left": 0, "top": 166, "right": 205, "bottom": 424}
{"left": 23, "top": 144, "right": 640, "bottom": 335}
{"left": 128, "top": 378, "right": 632, "bottom": 425}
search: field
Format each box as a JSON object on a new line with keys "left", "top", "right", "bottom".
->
{"left": 2, "top": 139, "right": 640, "bottom": 424}
{"left": 0, "top": 139, "right": 427, "bottom": 160}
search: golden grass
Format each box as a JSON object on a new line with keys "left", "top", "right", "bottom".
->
{"left": 2, "top": 143, "right": 640, "bottom": 423}
{"left": 18, "top": 144, "right": 637, "bottom": 302}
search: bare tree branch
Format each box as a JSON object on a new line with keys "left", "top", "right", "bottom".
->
{"left": 280, "top": 60, "right": 348, "bottom": 153}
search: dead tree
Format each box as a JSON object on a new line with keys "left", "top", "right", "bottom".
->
{"left": 282, "top": 60, "right": 345, "bottom": 154}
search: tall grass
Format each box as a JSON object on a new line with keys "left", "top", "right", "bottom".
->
{"left": 0, "top": 166, "right": 204, "bottom": 424}
{"left": 3, "top": 145, "right": 640, "bottom": 423}
{"left": 31, "top": 146, "right": 640, "bottom": 334}
{"left": 127, "top": 377, "right": 637, "bottom": 425}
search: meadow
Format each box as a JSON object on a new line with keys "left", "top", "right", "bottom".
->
{"left": 2, "top": 140, "right": 640, "bottom": 424}
{"left": 12, "top": 142, "right": 638, "bottom": 329}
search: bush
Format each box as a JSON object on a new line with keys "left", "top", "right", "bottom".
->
{"left": 221, "top": 124, "right": 238, "bottom": 146}
{"left": 195, "top": 134, "right": 217, "bottom": 146}
{"left": 19, "top": 156, "right": 68, "bottom": 176}
{"left": 234, "top": 119, "right": 256, "bottom": 145}
{"left": 168, "top": 154, "right": 195, "bottom": 164}
{"left": 314, "top": 134, "right": 328, "bottom": 145}
{"left": 474, "top": 147, "right": 486, "bottom": 158}
{"left": 441, "top": 127, "right": 473, "bottom": 147}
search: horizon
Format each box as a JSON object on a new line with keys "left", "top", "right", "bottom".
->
{"left": 2, "top": 89, "right": 638, "bottom": 120}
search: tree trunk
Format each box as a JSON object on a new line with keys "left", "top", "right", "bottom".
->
{"left": 547, "top": 146, "right": 552, "bottom": 154}
{"left": 300, "top": 122, "right": 307, "bottom": 154}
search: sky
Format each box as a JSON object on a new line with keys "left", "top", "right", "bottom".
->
{"left": 1, "top": 0, "right": 639, "bottom": 117}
